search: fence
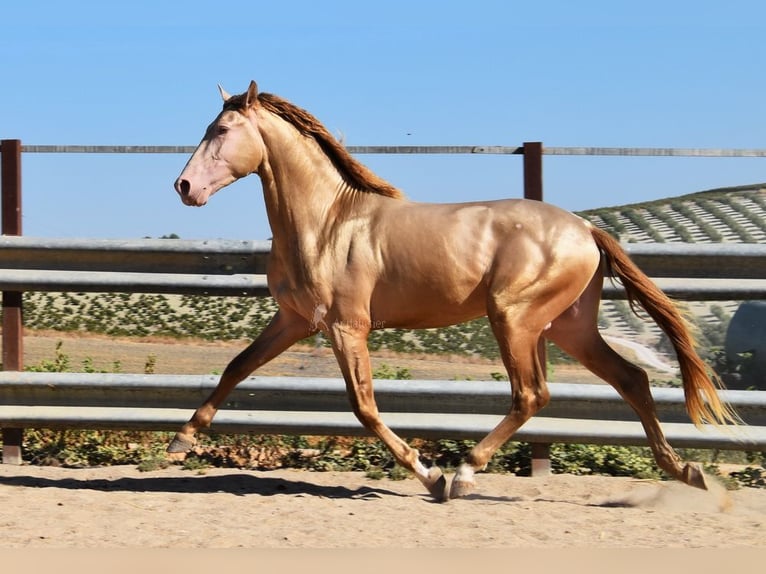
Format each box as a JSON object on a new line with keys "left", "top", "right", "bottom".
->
{"left": 2, "top": 140, "right": 766, "bottom": 471}
{"left": 0, "top": 236, "right": 765, "bottom": 298}
{"left": 0, "top": 236, "right": 765, "bottom": 472}
{"left": 1, "top": 373, "right": 765, "bottom": 476}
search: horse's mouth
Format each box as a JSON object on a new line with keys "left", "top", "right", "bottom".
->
{"left": 181, "top": 195, "right": 207, "bottom": 207}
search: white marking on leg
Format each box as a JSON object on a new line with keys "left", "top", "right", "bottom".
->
{"left": 414, "top": 459, "right": 430, "bottom": 480}
{"left": 454, "top": 463, "right": 475, "bottom": 485}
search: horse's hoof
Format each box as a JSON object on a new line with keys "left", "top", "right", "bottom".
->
{"left": 449, "top": 479, "right": 475, "bottom": 499}
{"left": 167, "top": 434, "right": 195, "bottom": 454}
{"left": 449, "top": 463, "right": 476, "bottom": 499}
{"left": 682, "top": 462, "right": 708, "bottom": 490}
{"left": 425, "top": 467, "right": 449, "bottom": 502}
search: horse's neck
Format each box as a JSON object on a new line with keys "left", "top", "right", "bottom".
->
{"left": 257, "top": 118, "right": 350, "bottom": 253}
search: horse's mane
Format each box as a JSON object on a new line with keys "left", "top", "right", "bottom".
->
{"left": 224, "top": 92, "right": 404, "bottom": 199}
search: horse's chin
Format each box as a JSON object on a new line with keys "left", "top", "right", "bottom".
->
{"left": 180, "top": 192, "right": 210, "bottom": 207}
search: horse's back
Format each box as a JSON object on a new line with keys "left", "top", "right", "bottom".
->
{"left": 377, "top": 197, "right": 597, "bottom": 268}
{"left": 364, "top": 197, "right": 599, "bottom": 328}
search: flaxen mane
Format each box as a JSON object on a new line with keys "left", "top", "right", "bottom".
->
{"left": 225, "top": 92, "right": 404, "bottom": 199}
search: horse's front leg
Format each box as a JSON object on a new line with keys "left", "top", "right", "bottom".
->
{"left": 329, "top": 320, "right": 448, "bottom": 501}
{"left": 168, "top": 308, "right": 312, "bottom": 454}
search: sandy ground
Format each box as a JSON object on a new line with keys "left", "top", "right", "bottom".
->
{"left": 0, "top": 463, "right": 763, "bottom": 549}
{"left": 10, "top": 333, "right": 764, "bottom": 555}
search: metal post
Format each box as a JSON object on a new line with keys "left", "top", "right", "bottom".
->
{"left": 522, "top": 142, "right": 551, "bottom": 476}
{"left": 531, "top": 443, "right": 552, "bottom": 476}
{"left": 1, "top": 139, "right": 23, "bottom": 464}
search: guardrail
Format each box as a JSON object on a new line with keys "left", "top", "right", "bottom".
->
{"left": 1, "top": 373, "right": 764, "bottom": 475}
{"left": 1, "top": 237, "right": 766, "bottom": 471}
{"left": 0, "top": 236, "right": 271, "bottom": 296}
{"left": 0, "top": 236, "right": 764, "bottom": 299}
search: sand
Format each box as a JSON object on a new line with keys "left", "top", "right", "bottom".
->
{"left": 0, "top": 463, "right": 763, "bottom": 549}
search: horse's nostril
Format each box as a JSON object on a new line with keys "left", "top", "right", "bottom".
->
{"left": 178, "top": 179, "right": 191, "bottom": 196}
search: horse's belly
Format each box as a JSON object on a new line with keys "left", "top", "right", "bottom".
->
{"left": 369, "top": 283, "right": 487, "bottom": 330}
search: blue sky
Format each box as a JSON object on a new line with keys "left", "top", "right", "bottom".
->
{"left": 1, "top": 1, "right": 765, "bottom": 240}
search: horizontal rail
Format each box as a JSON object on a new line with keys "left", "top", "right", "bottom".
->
{"left": 19, "top": 145, "right": 766, "bottom": 158}
{"left": 0, "top": 237, "right": 764, "bottom": 298}
{"left": 543, "top": 147, "right": 766, "bottom": 158}
{"left": 0, "top": 269, "right": 270, "bottom": 296}
{"left": 604, "top": 278, "right": 766, "bottom": 301}
{"left": 3, "top": 406, "right": 764, "bottom": 450}
{"left": 0, "top": 236, "right": 271, "bottom": 296}
{"left": 0, "top": 271, "right": 761, "bottom": 300}
{"left": 0, "top": 236, "right": 269, "bottom": 275}
{"left": 1, "top": 374, "right": 764, "bottom": 450}
{"left": 3, "top": 372, "right": 766, "bottom": 423}
{"left": 623, "top": 243, "right": 766, "bottom": 279}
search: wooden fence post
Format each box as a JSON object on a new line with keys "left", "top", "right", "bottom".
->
{"left": 1, "top": 139, "right": 23, "bottom": 465}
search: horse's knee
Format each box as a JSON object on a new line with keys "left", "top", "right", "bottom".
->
{"left": 535, "top": 385, "right": 551, "bottom": 411}
{"left": 513, "top": 386, "right": 550, "bottom": 419}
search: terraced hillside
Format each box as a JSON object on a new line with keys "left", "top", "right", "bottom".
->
{"left": 582, "top": 184, "right": 766, "bottom": 244}
{"left": 578, "top": 184, "right": 766, "bottom": 371}
{"left": 18, "top": 184, "right": 766, "bottom": 382}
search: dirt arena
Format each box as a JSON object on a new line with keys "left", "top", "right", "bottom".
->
{"left": 8, "top": 333, "right": 766, "bottom": 559}
{"left": 0, "top": 463, "right": 763, "bottom": 549}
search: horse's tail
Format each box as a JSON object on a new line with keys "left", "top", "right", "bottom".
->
{"left": 590, "top": 225, "right": 739, "bottom": 427}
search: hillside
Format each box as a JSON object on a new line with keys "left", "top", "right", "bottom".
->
{"left": 581, "top": 184, "right": 766, "bottom": 244}
{"left": 577, "top": 184, "right": 766, "bottom": 363}
{"left": 17, "top": 184, "right": 766, "bottom": 384}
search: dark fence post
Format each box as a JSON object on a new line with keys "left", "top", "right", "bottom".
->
{"left": 522, "top": 141, "right": 543, "bottom": 202}
{"left": 1, "top": 139, "right": 23, "bottom": 465}
{"left": 522, "top": 141, "right": 551, "bottom": 475}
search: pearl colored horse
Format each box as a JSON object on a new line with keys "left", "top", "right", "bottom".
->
{"left": 171, "top": 81, "right": 737, "bottom": 501}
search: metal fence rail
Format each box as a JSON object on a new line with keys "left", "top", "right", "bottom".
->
{"left": 1, "top": 373, "right": 765, "bottom": 452}
{"left": 0, "top": 236, "right": 765, "bottom": 299}
{"left": 19, "top": 144, "right": 766, "bottom": 157}
{"left": 0, "top": 236, "right": 271, "bottom": 296}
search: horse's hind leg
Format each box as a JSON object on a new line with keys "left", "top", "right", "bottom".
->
{"left": 546, "top": 299, "right": 707, "bottom": 489}
{"left": 450, "top": 307, "right": 549, "bottom": 498}
{"left": 167, "top": 308, "right": 311, "bottom": 454}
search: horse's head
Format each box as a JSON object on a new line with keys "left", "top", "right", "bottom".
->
{"left": 174, "top": 81, "right": 265, "bottom": 206}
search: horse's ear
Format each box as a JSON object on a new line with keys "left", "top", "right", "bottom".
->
{"left": 245, "top": 80, "right": 259, "bottom": 108}
{"left": 218, "top": 84, "right": 232, "bottom": 102}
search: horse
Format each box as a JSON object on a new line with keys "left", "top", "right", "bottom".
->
{"left": 171, "top": 80, "right": 738, "bottom": 501}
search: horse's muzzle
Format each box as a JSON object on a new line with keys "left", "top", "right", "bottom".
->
{"left": 174, "top": 178, "right": 206, "bottom": 206}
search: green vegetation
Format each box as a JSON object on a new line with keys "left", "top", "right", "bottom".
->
{"left": 696, "top": 199, "right": 756, "bottom": 243}
{"left": 621, "top": 208, "right": 665, "bottom": 242}
{"left": 644, "top": 204, "right": 694, "bottom": 242}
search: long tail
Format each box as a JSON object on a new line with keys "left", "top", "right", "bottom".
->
{"left": 590, "top": 226, "right": 739, "bottom": 427}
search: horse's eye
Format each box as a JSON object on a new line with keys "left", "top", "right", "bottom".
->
{"left": 217, "top": 125, "right": 229, "bottom": 135}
